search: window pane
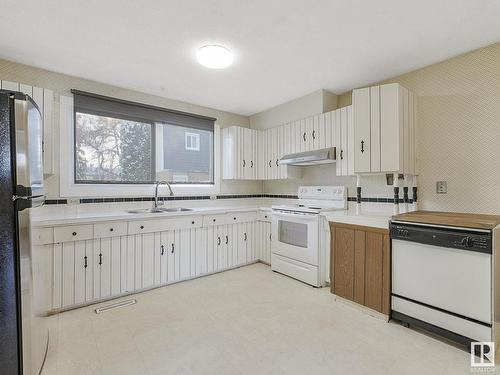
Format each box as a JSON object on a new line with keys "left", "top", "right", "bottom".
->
{"left": 75, "top": 112, "right": 153, "bottom": 182}
{"left": 156, "top": 124, "right": 213, "bottom": 184}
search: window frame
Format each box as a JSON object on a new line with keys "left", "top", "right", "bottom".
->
{"left": 59, "top": 95, "right": 221, "bottom": 198}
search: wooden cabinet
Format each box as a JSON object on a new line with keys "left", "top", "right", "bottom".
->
{"left": 353, "top": 83, "right": 417, "bottom": 175}
{"left": 330, "top": 222, "right": 390, "bottom": 315}
{"left": 255, "top": 219, "right": 272, "bottom": 264}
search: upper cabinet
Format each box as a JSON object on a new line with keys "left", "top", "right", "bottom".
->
{"left": 1, "top": 80, "right": 55, "bottom": 176}
{"left": 353, "top": 83, "right": 417, "bottom": 175}
{"left": 222, "top": 105, "right": 356, "bottom": 180}
{"left": 222, "top": 126, "right": 259, "bottom": 180}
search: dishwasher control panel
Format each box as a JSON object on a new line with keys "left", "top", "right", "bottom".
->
{"left": 390, "top": 221, "right": 492, "bottom": 254}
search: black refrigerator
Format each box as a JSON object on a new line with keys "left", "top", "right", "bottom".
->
{"left": 0, "top": 89, "right": 48, "bottom": 374}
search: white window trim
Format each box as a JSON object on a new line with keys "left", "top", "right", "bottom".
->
{"left": 59, "top": 95, "right": 220, "bottom": 197}
{"left": 184, "top": 132, "right": 200, "bottom": 151}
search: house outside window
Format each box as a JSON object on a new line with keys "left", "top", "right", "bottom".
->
{"left": 185, "top": 132, "right": 200, "bottom": 151}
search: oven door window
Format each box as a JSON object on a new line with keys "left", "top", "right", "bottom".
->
{"left": 278, "top": 220, "right": 308, "bottom": 248}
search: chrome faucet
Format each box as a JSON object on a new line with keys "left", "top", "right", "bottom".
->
{"left": 153, "top": 181, "right": 174, "bottom": 210}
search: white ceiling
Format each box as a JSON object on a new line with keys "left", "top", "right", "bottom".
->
{"left": 1, "top": 0, "right": 500, "bottom": 116}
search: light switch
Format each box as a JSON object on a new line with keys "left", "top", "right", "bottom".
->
{"left": 436, "top": 181, "right": 447, "bottom": 194}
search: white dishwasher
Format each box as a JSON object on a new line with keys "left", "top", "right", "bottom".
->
{"left": 390, "top": 216, "right": 497, "bottom": 349}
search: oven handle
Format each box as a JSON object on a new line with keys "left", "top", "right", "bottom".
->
{"left": 271, "top": 211, "right": 318, "bottom": 221}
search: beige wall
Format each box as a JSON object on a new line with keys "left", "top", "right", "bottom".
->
{"left": 333, "top": 42, "right": 500, "bottom": 214}
{"left": 249, "top": 89, "right": 337, "bottom": 130}
{"left": 0, "top": 59, "right": 262, "bottom": 197}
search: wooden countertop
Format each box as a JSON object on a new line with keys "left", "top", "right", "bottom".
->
{"left": 392, "top": 210, "right": 500, "bottom": 230}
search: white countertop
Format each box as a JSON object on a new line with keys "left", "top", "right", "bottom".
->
{"left": 32, "top": 204, "right": 272, "bottom": 227}
{"left": 321, "top": 203, "right": 412, "bottom": 229}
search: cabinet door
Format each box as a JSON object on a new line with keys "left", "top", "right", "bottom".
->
{"left": 246, "top": 222, "right": 255, "bottom": 263}
{"left": 207, "top": 226, "right": 217, "bottom": 273}
{"left": 333, "top": 227, "right": 354, "bottom": 300}
{"left": 340, "top": 108, "right": 349, "bottom": 175}
{"left": 196, "top": 227, "right": 208, "bottom": 276}
{"left": 125, "top": 235, "right": 136, "bottom": 292}
{"left": 61, "top": 241, "right": 76, "bottom": 307}
{"left": 159, "top": 232, "right": 168, "bottom": 284}
{"left": 264, "top": 222, "right": 272, "bottom": 264}
{"left": 236, "top": 223, "right": 247, "bottom": 266}
{"left": 278, "top": 125, "right": 289, "bottom": 179}
{"left": 243, "top": 128, "right": 253, "bottom": 179}
{"left": 251, "top": 129, "right": 258, "bottom": 179}
{"left": 380, "top": 83, "right": 402, "bottom": 172}
{"left": 216, "top": 225, "right": 227, "bottom": 271}
{"left": 370, "top": 86, "right": 381, "bottom": 172}
{"left": 292, "top": 120, "right": 301, "bottom": 154}
{"left": 167, "top": 230, "right": 177, "bottom": 283}
{"left": 98, "top": 237, "right": 112, "bottom": 298}
{"left": 178, "top": 229, "right": 192, "bottom": 279}
{"left": 73, "top": 240, "right": 87, "bottom": 305}
{"left": 335, "top": 110, "right": 342, "bottom": 176}
{"left": 353, "top": 87, "right": 371, "bottom": 173}
{"left": 141, "top": 233, "right": 155, "bottom": 289}
{"left": 347, "top": 105, "right": 355, "bottom": 176}
{"left": 305, "top": 117, "right": 314, "bottom": 151}
{"left": 364, "top": 231, "right": 384, "bottom": 312}
{"left": 311, "top": 114, "right": 325, "bottom": 150}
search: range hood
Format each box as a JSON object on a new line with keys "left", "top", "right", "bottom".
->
{"left": 279, "top": 147, "right": 336, "bottom": 166}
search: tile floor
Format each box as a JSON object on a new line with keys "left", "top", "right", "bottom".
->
{"left": 43, "top": 263, "right": 486, "bottom": 375}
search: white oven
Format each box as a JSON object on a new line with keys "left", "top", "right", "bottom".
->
{"left": 271, "top": 210, "right": 319, "bottom": 266}
{"left": 270, "top": 186, "right": 346, "bottom": 287}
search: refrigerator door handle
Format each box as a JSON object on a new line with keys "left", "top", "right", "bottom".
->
{"left": 15, "top": 195, "right": 45, "bottom": 211}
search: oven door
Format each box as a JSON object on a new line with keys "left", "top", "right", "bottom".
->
{"left": 271, "top": 210, "right": 319, "bottom": 266}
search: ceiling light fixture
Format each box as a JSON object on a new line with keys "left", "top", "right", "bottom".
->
{"left": 197, "top": 45, "right": 233, "bottom": 69}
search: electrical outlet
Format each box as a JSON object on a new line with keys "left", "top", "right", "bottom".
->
{"left": 436, "top": 181, "right": 447, "bottom": 194}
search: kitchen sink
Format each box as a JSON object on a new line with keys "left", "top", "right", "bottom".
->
{"left": 126, "top": 207, "right": 193, "bottom": 214}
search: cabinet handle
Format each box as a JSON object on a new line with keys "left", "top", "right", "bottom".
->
{"left": 171, "top": 243, "right": 175, "bottom": 253}
{"left": 303, "top": 132, "right": 306, "bottom": 142}
{"left": 140, "top": 225, "right": 144, "bottom": 229}
{"left": 312, "top": 130, "right": 316, "bottom": 140}
{"left": 340, "top": 150, "right": 344, "bottom": 160}
{"left": 244, "top": 233, "right": 247, "bottom": 241}
{"left": 268, "top": 160, "right": 271, "bottom": 168}
{"left": 361, "top": 140, "right": 365, "bottom": 153}
{"left": 161, "top": 245, "right": 164, "bottom": 256}
{"left": 72, "top": 232, "right": 77, "bottom": 236}
{"left": 233, "top": 217, "right": 236, "bottom": 220}
{"left": 276, "top": 159, "right": 279, "bottom": 166}
{"left": 84, "top": 255, "right": 88, "bottom": 268}
{"left": 225, "top": 235, "right": 228, "bottom": 244}
{"left": 217, "top": 236, "right": 221, "bottom": 246}
{"left": 213, "top": 218, "right": 216, "bottom": 222}
{"left": 109, "top": 228, "right": 114, "bottom": 232}
{"left": 191, "top": 221, "right": 195, "bottom": 224}
{"left": 98, "top": 253, "right": 102, "bottom": 266}
{"left": 270, "top": 233, "right": 272, "bottom": 241}
{"left": 243, "top": 159, "right": 246, "bottom": 167}
{"left": 250, "top": 160, "right": 253, "bottom": 168}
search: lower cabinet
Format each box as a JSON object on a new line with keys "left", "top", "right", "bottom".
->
{"left": 330, "top": 222, "right": 390, "bottom": 315}
{"left": 49, "top": 217, "right": 263, "bottom": 311}
{"left": 255, "top": 220, "right": 272, "bottom": 264}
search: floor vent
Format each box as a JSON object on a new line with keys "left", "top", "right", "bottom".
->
{"left": 95, "top": 299, "right": 137, "bottom": 314}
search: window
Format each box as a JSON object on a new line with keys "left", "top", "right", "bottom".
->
{"left": 72, "top": 90, "right": 215, "bottom": 185}
{"left": 185, "top": 132, "right": 200, "bottom": 151}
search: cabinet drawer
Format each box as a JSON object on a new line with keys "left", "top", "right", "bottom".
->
{"left": 32, "top": 228, "right": 54, "bottom": 245}
{"left": 94, "top": 221, "right": 127, "bottom": 238}
{"left": 128, "top": 215, "right": 202, "bottom": 235}
{"left": 257, "top": 211, "right": 271, "bottom": 222}
{"left": 202, "top": 214, "right": 227, "bottom": 227}
{"left": 54, "top": 225, "right": 93, "bottom": 243}
{"left": 226, "top": 211, "right": 257, "bottom": 224}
